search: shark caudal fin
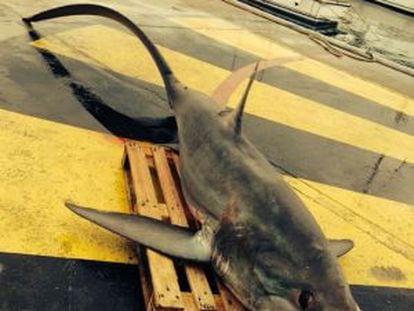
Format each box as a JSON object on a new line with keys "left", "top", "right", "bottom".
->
{"left": 328, "top": 239, "right": 354, "bottom": 257}
{"left": 66, "top": 201, "right": 211, "bottom": 262}
{"left": 226, "top": 61, "right": 260, "bottom": 135}
{"left": 23, "top": 4, "right": 179, "bottom": 108}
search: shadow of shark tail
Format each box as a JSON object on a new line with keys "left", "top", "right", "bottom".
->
{"left": 24, "top": 26, "right": 178, "bottom": 144}
{"left": 23, "top": 3, "right": 180, "bottom": 108}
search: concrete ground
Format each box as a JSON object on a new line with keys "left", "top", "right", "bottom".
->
{"left": 0, "top": 0, "right": 413, "bottom": 310}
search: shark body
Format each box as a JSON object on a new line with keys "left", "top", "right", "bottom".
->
{"left": 24, "top": 4, "right": 360, "bottom": 310}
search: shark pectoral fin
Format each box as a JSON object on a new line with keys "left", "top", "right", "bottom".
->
{"left": 65, "top": 201, "right": 211, "bottom": 262}
{"left": 328, "top": 239, "right": 354, "bottom": 257}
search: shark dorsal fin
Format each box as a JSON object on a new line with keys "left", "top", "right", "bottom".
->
{"left": 227, "top": 61, "right": 260, "bottom": 135}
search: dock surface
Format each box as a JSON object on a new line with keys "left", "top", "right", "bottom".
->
{"left": 0, "top": 0, "right": 413, "bottom": 310}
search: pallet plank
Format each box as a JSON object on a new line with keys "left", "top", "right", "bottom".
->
{"left": 152, "top": 147, "right": 187, "bottom": 225}
{"left": 123, "top": 151, "right": 153, "bottom": 305}
{"left": 125, "top": 144, "right": 184, "bottom": 310}
{"left": 134, "top": 146, "right": 158, "bottom": 205}
{"left": 125, "top": 143, "right": 148, "bottom": 208}
{"left": 153, "top": 147, "right": 217, "bottom": 310}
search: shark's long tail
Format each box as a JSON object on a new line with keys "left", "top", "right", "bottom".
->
{"left": 23, "top": 3, "right": 179, "bottom": 108}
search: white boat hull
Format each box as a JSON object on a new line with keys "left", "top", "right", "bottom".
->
{"left": 265, "top": 0, "right": 351, "bottom": 20}
{"left": 371, "top": 0, "right": 414, "bottom": 13}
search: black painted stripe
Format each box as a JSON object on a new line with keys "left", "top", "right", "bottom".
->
{"left": 0, "top": 252, "right": 413, "bottom": 311}
{"left": 0, "top": 252, "right": 142, "bottom": 311}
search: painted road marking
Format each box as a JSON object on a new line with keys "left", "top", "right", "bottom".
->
{"left": 13, "top": 24, "right": 411, "bottom": 287}
{"left": 287, "top": 175, "right": 414, "bottom": 288}
{"left": 171, "top": 17, "right": 414, "bottom": 117}
{"left": 31, "top": 26, "right": 414, "bottom": 163}
{"left": 0, "top": 108, "right": 136, "bottom": 264}
{"left": 1, "top": 107, "right": 413, "bottom": 287}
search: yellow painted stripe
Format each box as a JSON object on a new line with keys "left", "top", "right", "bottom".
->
{"left": 0, "top": 108, "right": 136, "bottom": 264}
{"left": 171, "top": 17, "right": 414, "bottom": 117}
{"left": 31, "top": 25, "right": 414, "bottom": 163}
{"left": 228, "top": 79, "right": 414, "bottom": 162}
{"left": 286, "top": 175, "right": 414, "bottom": 288}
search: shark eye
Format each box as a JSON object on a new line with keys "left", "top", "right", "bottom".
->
{"left": 298, "top": 290, "right": 314, "bottom": 310}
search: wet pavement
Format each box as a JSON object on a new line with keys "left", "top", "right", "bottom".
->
{"left": 0, "top": 0, "right": 413, "bottom": 310}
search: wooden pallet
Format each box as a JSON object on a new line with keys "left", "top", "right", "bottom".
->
{"left": 122, "top": 142, "right": 245, "bottom": 311}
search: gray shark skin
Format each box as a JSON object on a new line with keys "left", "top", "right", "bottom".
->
{"left": 24, "top": 4, "right": 360, "bottom": 311}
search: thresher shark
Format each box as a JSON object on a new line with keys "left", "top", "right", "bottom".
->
{"left": 24, "top": 4, "right": 361, "bottom": 311}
